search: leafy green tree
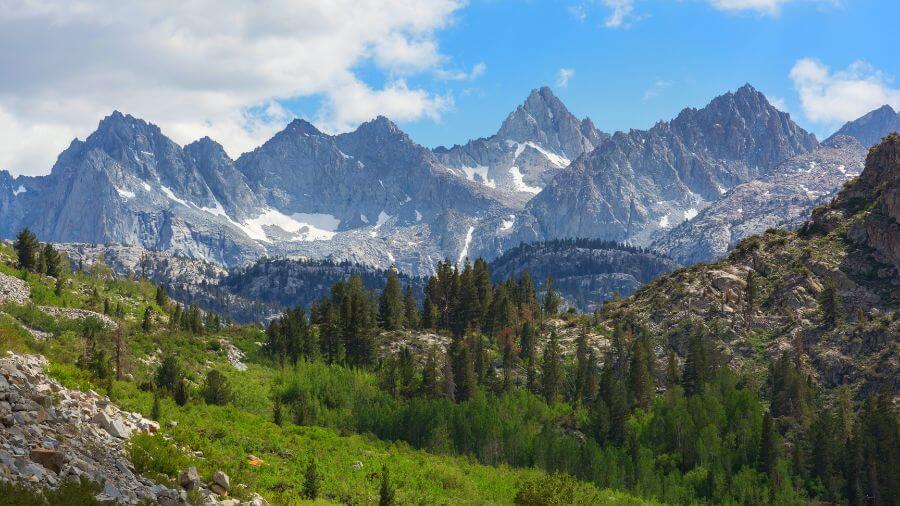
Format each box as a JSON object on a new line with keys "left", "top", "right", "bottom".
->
{"left": 13, "top": 228, "right": 38, "bottom": 271}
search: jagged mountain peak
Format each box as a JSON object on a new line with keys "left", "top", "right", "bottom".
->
{"left": 283, "top": 117, "right": 324, "bottom": 137}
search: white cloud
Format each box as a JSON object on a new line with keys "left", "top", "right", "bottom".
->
{"left": 707, "top": 0, "right": 839, "bottom": 16}
{"left": 435, "top": 62, "right": 487, "bottom": 81}
{"left": 643, "top": 80, "right": 673, "bottom": 100}
{"left": 789, "top": 58, "right": 900, "bottom": 124}
{"left": 602, "top": 0, "right": 637, "bottom": 28}
{"left": 0, "top": 0, "right": 465, "bottom": 175}
{"left": 556, "top": 68, "right": 576, "bottom": 88}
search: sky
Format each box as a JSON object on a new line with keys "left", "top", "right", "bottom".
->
{"left": 0, "top": 0, "right": 897, "bottom": 176}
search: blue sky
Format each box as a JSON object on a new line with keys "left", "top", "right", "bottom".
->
{"left": 390, "top": 0, "right": 898, "bottom": 146}
{"left": 1, "top": 0, "right": 897, "bottom": 175}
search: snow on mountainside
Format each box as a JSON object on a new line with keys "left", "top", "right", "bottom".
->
{"left": 433, "top": 87, "right": 607, "bottom": 203}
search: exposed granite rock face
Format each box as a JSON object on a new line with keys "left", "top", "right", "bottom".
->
{"left": 831, "top": 105, "right": 900, "bottom": 148}
{"left": 433, "top": 87, "right": 607, "bottom": 201}
{"left": 502, "top": 84, "right": 819, "bottom": 252}
{"left": 653, "top": 135, "right": 867, "bottom": 264}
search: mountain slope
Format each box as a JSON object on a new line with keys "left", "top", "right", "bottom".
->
{"left": 495, "top": 85, "right": 818, "bottom": 252}
{"left": 488, "top": 239, "right": 679, "bottom": 311}
{"left": 653, "top": 135, "right": 867, "bottom": 264}
{"left": 831, "top": 104, "right": 900, "bottom": 147}
{"left": 599, "top": 133, "right": 899, "bottom": 396}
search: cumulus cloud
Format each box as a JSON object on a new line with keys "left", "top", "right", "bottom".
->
{"left": 789, "top": 58, "right": 900, "bottom": 124}
{"left": 556, "top": 68, "right": 576, "bottom": 88}
{"left": 0, "top": 0, "right": 465, "bottom": 175}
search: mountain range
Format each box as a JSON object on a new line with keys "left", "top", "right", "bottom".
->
{"left": 1, "top": 86, "right": 896, "bottom": 278}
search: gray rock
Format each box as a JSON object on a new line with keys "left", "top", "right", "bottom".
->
{"left": 212, "top": 470, "right": 230, "bottom": 491}
{"left": 179, "top": 466, "right": 202, "bottom": 491}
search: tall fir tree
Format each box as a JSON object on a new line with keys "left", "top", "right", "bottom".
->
{"left": 379, "top": 270, "right": 405, "bottom": 331}
{"left": 541, "top": 332, "right": 563, "bottom": 404}
{"left": 13, "top": 228, "right": 38, "bottom": 272}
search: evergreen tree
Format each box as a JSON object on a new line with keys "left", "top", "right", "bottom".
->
{"left": 150, "top": 390, "right": 161, "bottom": 420}
{"left": 13, "top": 228, "right": 38, "bottom": 271}
{"left": 759, "top": 411, "right": 776, "bottom": 475}
{"left": 629, "top": 337, "right": 653, "bottom": 408}
{"left": 54, "top": 276, "right": 64, "bottom": 297}
{"left": 173, "top": 378, "right": 189, "bottom": 406}
{"left": 141, "top": 307, "right": 152, "bottom": 332}
{"left": 451, "top": 336, "right": 476, "bottom": 402}
{"left": 379, "top": 270, "right": 405, "bottom": 330}
{"left": 403, "top": 285, "right": 420, "bottom": 329}
{"left": 542, "top": 277, "right": 561, "bottom": 316}
{"left": 818, "top": 280, "right": 843, "bottom": 328}
{"left": 201, "top": 369, "right": 233, "bottom": 405}
{"left": 574, "top": 324, "right": 592, "bottom": 406}
{"left": 379, "top": 465, "right": 395, "bottom": 506}
{"left": 745, "top": 270, "right": 759, "bottom": 313}
{"left": 541, "top": 332, "right": 563, "bottom": 404}
{"left": 42, "top": 243, "right": 61, "bottom": 278}
{"left": 272, "top": 396, "right": 283, "bottom": 426}
{"left": 304, "top": 459, "right": 319, "bottom": 499}
{"left": 155, "top": 285, "right": 169, "bottom": 307}
{"left": 665, "top": 349, "right": 679, "bottom": 388}
{"left": 440, "top": 352, "right": 456, "bottom": 402}
{"left": 420, "top": 348, "right": 441, "bottom": 398}
{"left": 682, "top": 324, "right": 713, "bottom": 396}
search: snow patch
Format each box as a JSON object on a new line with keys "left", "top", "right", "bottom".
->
{"left": 659, "top": 214, "right": 671, "bottom": 228}
{"left": 12, "top": 185, "right": 26, "bottom": 196}
{"left": 241, "top": 209, "right": 339, "bottom": 243}
{"left": 460, "top": 165, "right": 496, "bottom": 188}
{"left": 415, "top": 210, "right": 422, "bottom": 222}
{"left": 457, "top": 225, "right": 475, "bottom": 264}
{"left": 684, "top": 208, "right": 698, "bottom": 221}
{"left": 360, "top": 214, "right": 369, "bottom": 224}
{"left": 369, "top": 211, "right": 392, "bottom": 237}
{"left": 141, "top": 182, "right": 151, "bottom": 192}
{"left": 509, "top": 167, "right": 542, "bottom": 194}
{"left": 500, "top": 215, "right": 515, "bottom": 231}
{"left": 160, "top": 186, "right": 189, "bottom": 207}
{"left": 115, "top": 186, "right": 135, "bottom": 200}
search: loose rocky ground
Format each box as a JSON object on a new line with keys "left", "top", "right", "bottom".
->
{"left": 0, "top": 352, "right": 266, "bottom": 505}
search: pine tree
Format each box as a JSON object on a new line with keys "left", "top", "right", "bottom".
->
{"left": 574, "top": 324, "right": 592, "bottom": 406}
{"left": 155, "top": 285, "right": 168, "bottom": 307}
{"left": 818, "top": 280, "right": 843, "bottom": 328}
{"left": 682, "top": 325, "right": 710, "bottom": 396}
{"left": 379, "top": 270, "right": 405, "bottom": 330}
{"left": 759, "top": 411, "right": 776, "bottom": 475}
{"left": 451, "top": 336, "right": 476, "bottom": 402}
{"left": 273, "top": 396, "right": 283, "bottom": 426}
{"left": 665, "top": 349, "right": 679, "bottom": 388}
{"left": 441, "top": 353, "right": 456, "bottom": 402}
{"left": 141, "top": 307, "right": 152, "bottom": 332}
{"left": 542, "top": 277, "right": 561, "bottom": 316}
{"left": 42, "top": 243, "right": 61, "bottom": 278}
{"left": 150, "top": 390, "right": 161, "bottom": 420}
{"left": 420, "top": 348, "right": 440, "bottom": 398}
{"left": 541, "top": 332, "right": 563, "bottom": 404}
{"left": 174, "top": 377, "right": 189, "bottom": 406}
{"left": 403, "top": 285, "right": 419, "bottom": 329}
{"left": 54, "top": 276, "right": 64, "bottom": 297}
{"left": 629, "top": 337, "right": 653, "bottom": 408}
{"left": 745, "top": 270, "right": 759, "bottom": 313}
{"left": 379, "top": 465, "right": 395, "bottom": 506}
{"left": 304, "top": 458, "right": 319, "bottom": 499}
{"left": 13, "top": 228, "right": 38, "bottom": 272}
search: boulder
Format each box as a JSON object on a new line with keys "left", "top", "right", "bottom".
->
{"left": 213, "top": 470, "right": 230, "bottom": 492}
{"left": 30, "top": 448, "right": 66, "bottom": 473}
{"left": 179, "top": 466, "right": 202, "bottom": 491}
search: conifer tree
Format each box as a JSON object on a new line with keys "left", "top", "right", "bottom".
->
{"left": 451, "top": 336, "right": 476, "bottom": 402}
{"left": 54, "top": 276, "right": 64, "bottom": 297}
{"left": 441, "top": 352, "right": 456, "bottom": 403}
{"left": 304, "top": 458, "right": 319, "bottom": 499}
{"left": 665, "top": 349, "right": 680, "bottom": 388}
{"left": 379, "top": 270, "right": 405, "bottom": 330}
{"left": 542, "top": 277, "right": 561, "bottom": 316}
{"left": 420, "top": 348, "right": 440, "bottom": 398}
{"left": 141, "top": 307, "right": 152, "bottom": 332}
{"left": 379, "top": 465, "right": 395, "bottom": 506}
{"left": 629, "top": 337, "right": 653, "bottom": 408}
{"left": 759, "top": 411, "right": 776, "bottom": 475}
{"left": 42, "top": 243, "right": 61, "bottom": 278}
{"left": 155, "top": 285, "right": 168, "bottom": 307}
{"left": 818, "top": 280, "right": 843, "bottom": 328}
{"left": 403, "top": 285, "right": 419, "bottom": 329}
{"left": 13, "top": 228, "right": 38, "bottom": 272}
{"left": 541, "top": 331, "right": 563, "bottom": 404}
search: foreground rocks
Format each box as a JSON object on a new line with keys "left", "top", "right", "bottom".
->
{"left": 0, "top": 352, "right": 268, "bottom": 505}
{"left": 0, "top": 353, "right": 172, "bottom": 503}
{"left": 0, "top": 271, "right": 29, "bottom": 305}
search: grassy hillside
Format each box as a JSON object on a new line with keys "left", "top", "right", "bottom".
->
{"left": 0, "top": 240, "right": 646, "bottom": 505}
